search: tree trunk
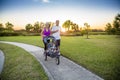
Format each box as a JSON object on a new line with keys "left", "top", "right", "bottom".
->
{"left": 87, "top": 31, "right": 89, "bottom": 39}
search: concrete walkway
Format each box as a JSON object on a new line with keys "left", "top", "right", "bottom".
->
{"left": 0, "top": 41, "right": 104, "bottom": 80}
{"left": 0, "top": 50, "right": 5, "bottom": 74}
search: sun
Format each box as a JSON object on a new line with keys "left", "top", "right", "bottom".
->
{"left": 61, "top": 28, "right": 66, "bottom": 32}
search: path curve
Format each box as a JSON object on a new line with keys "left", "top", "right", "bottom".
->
{"left": 0, "top": 41, "right": 103, "bottom": 80}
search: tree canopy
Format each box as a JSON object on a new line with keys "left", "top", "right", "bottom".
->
{"left": 105, "top": 13, "right": 120, "bottom": 35}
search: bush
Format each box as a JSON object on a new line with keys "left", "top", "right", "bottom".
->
{"left": 60, "top": 31, "right": 83, "bottom": 36}
{"left": 89, "top": 32, "right": 107, "bottom": 35}
{"left": 0, "top": 32, "right": 21, "bottom": 36}
{"left": 0, "top": 32, "right": 41, "bottom": 36}
{"left": 21, "top": 33, "right": 40, "bottom": 36}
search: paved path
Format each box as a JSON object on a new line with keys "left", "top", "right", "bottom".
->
{"left": 0, "top": 50, "right": 4, "bottom": 74}
{"left": 0, "top": 41, "right": 104, "bottom": 80}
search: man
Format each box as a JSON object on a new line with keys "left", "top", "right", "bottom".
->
{"left": 51, "top": 20, "right": 61, "bottom": 54}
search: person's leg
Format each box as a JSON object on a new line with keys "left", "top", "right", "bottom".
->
{"left": 43, "top": 40, "right": 47, "bottom": 52}
{"left": 43, "top": 40, "right": 48, "bottom": 61}
{"left": 56, "top": 39, "right": 60, "bottom": 48}
{"left": 56, "top": 39, "right": 60, "bottom": 55}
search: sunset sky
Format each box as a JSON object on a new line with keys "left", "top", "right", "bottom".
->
{"left": 0, "top": 0, "right": 120, "bottom": 30}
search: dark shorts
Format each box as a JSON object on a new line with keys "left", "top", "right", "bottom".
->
{"left": 56, "top": 39, "right": 60, "bottom": 47}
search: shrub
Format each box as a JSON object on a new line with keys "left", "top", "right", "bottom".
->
{"left": 0, "top": 32, "right": 20, "bottom": 36}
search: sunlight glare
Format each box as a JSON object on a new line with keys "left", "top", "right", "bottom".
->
{"left": 61, "top": 28, "right": 66, "bottom": 32}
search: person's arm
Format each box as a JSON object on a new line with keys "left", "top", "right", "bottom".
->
{"left": 51, "top": 30, "right": 58, "bottom": 34}
{"left": 50, "top": 26, "right": 58, "bottom": 34}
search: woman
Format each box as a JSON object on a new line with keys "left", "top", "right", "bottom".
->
{"left": 41, "top": 22, "right": 58, "bottom": 53}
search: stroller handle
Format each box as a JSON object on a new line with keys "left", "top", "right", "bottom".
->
{"left": 44, "top": 36, "right": 56, "bottom": 43}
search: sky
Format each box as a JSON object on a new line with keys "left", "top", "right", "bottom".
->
{"left": 0, "top": 0, "right": 120, "bottom": 30}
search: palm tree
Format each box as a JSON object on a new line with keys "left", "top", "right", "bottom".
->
{"left": 5, "top": 22, "right": 14, "bottom": 32}
{"left": 62, "top": 22, "right": 68, "bottom": 31}
{"left": 76, "top": 24, "right": 79, "bottom": 31}
{"left": 71, "top": 23, "right": 79, "bottom": 32}
{"left": 84, "top": 23, "right": 90, "bottom": 39}
{"left": 67, "top": 20, "right": 71, "bottom": 31}
{"left": 71, "top": 23, "right": 75, "bottom": 31}
{"left": 62, "top": 20, "right": 71, "bottom": 31}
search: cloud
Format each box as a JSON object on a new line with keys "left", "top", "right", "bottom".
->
{"left": 42, "top": 0, "right": 50, "bottom": 3}
{"left": 33, "top": 0, "right": 50, "bottom": 3}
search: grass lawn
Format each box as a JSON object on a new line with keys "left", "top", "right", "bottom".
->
{"left": 0, "top": 43, "right": 48, "bottom": 80}
{"left": 0, "top": 35, "right": 120, "bottom": 80}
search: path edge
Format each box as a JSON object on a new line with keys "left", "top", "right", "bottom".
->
{"left": 0, "top": 50, "right": 5, "bottom": 74}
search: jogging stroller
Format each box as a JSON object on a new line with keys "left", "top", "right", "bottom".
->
{"left": 44, "top": 36, "right": 60, "bottom": 65}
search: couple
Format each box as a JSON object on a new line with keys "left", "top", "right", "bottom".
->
{"left": 41, "top": 20, "right": 61, "bottom": 55}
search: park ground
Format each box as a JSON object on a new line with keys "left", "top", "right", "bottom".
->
{"left": 0, "top": 35, "right": 120, "bottom": 80}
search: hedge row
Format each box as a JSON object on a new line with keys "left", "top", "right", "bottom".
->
{"left": 0, "top": 31, "right": 119, "bottom": 36}
{"left": 0, "top": 32, "right": 40, "bottom": 36}
{"left": 0, "top": 32, "right": 20, "bottom": 36}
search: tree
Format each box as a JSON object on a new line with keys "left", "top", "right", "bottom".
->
{"left": 25, "top": 24, "right": 33, "bottom": 32}
{"left": 39, "top": 22, "right": 44, "bottom": 32}
{"left": 105, "top": 14, "right": 120, "bottom": 35}
{"left": 84, "top": 23, "right": 90, "bottom": 39}
{"left": 71, "top": 23, "right": 74, "bottom": 31}
{"left": 105, "top": 23, "right": 116, "bottom": 34}
{"left": 105, "top": 23, "right": 112, "bottom": 34}
{"left": 49, "top": 22, "right": 52, "bottom": 28}
{"left": 62, "top": 20, "right": 71, "bottom": 31}
{"left": 62, "top": 22, "right": 67, "bottom": 31}
{"left": 71, "top": 23, "right": 77, "bottom": 31}
{"left": 0, "top": 23, "right": 4, "bottom": 32}
{"left": 5, "top": 22, "right": 14, "bottom": 32}
{"left": 113, "top": 14, "right": 120, "bottom": 34}
{"left": 66, "top": 20, "right": 71, "bottom": 31}
{"left": 33, "top": 21, "right": 40, "bottom": 33}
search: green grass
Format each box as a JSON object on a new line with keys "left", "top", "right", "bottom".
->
{"left": 0, "top": 35, "right": 120, "bottom": 80}
{"left": 61, "top": 35, "right": 120, "bottom": 80}
{"left": 0, "top": 36, "right": 43, "bottom": 47}
{"left": 0, "top": 43, "right": 48, "bottom": 80}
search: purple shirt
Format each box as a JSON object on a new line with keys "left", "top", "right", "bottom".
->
{"left": 43, "top": 28, "right": 51, "bottom": 37}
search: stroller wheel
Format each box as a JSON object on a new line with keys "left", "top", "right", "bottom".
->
{"left": 55, "top": 56, "right": 60, "bottom": 65}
